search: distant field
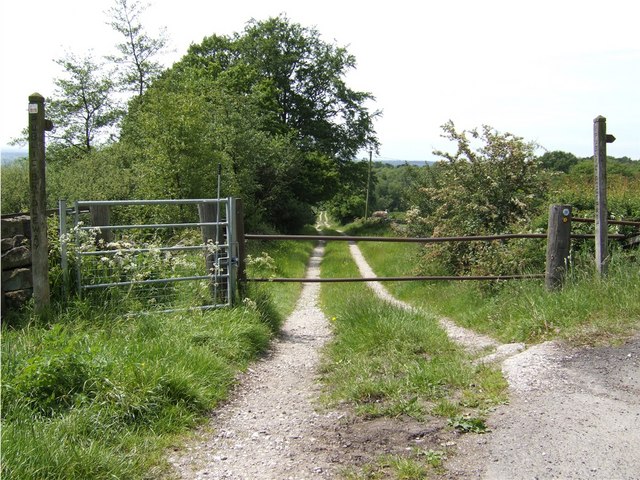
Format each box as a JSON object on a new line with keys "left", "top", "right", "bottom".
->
{"left": 1, "top": 149, "right": 27, "bottom": 165}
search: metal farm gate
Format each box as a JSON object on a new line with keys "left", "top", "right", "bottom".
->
{"left": 59, "top": 198, "right": 240, "bottom": 313}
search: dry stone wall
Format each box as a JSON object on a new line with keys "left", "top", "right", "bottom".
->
{"left": 1, "top": 215, "right": 33, "bottom": 315}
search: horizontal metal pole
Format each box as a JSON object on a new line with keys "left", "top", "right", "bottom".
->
{"left": 80, "top": 221, "right": 228, "bottom": 231}
{"left": 82, "top": 274, "right": 229, "bottom": 289}
{"left": 246, "top": 233, "right": 627, "bottom": 243}
{"left": 79, "top": 244, "right": 229, "bottom": 256}
{"left": 76, "top": 199, "right": 228, "bottom": 207}
{"left": 245, "top": 233, "right": 547, "bottom": 243}
{"left": 245, "top": 274, "right": 545, "bottom": 283}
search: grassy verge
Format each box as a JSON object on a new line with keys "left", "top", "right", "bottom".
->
{"left": 1, "top": 238, "right": 313, "bottom": 480}
{"left": 318, "top": 237, "right": 507, "bottom": 478}
{"left": 318, "top": 238, "right": 507, "bottom": 420}
{"left": 350, "top": 222, "right": 640, "bottom": 345}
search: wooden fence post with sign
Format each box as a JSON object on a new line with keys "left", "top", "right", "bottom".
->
{"left": 545, "top": 204, "right": 572, "bottom": 290}
{"left": 28, "top": 93, "right": 53, "bottom": 312}
{"left": 593, "top": 116, "right": 615, "bottom": 277}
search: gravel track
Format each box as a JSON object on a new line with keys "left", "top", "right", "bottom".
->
{"left": 169, "top": 239, "right": 640, "bottom": 480}
{"left": 169, "top": 242, "right": 339, "bottom": 479}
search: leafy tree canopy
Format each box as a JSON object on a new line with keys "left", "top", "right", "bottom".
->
{"left": 117, "top": 15, "right": 378, "bottom": 232}
{"left": 107, "top": 0, "right": 168, "bottom": 98}
{"left": 538, "top": 150, "right": 578, "bottom": 173}
{"left": 172, "top": 15, "right": 380, "bottom": 161}
{"left": 47, "top": 52, "right": 122, "bottom": 157}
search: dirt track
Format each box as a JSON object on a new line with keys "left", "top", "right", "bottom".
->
{"left": 169, "top": 240, "right": 640, "bottom": 479}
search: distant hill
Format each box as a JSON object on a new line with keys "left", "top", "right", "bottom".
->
{"left": 376, "top": 160, "right": 433, "bottom": 167}
{"left": 1, "top": 149, "right": 28, "bottom": 165}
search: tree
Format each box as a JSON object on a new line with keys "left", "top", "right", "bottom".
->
{"left": 119, "top": 74, "right": 317, "bottom": 230}
{"left": 0, "top": 158, "right": 30, "bottom": 214}
{"left": 408, "top": 122, "right": 548, "bottom": 275}
{"left": 176, "top": 15, "right": 380, "bottom": 161}
{"left": 107, "top": 0, "right": 168, "bottom": 98}
{"left": 119, "top": 16, "right": 379, "bottom": 231}
{"left": 539, "top": 150, "right": 578, "bottom": 173}
{"left": 47, "top": 52, "right": 121, "bottom": 156}
{"left": 325, "top": 161, "right": 370, "bottom": 223}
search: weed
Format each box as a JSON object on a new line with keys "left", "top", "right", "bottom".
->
{"left": 418, "top": 448, "right": 447, "bottom": 468}
{"left": 448, "top": 415, "right": 490, "bottom": 434}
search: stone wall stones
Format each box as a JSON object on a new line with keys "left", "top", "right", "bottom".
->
{"left": 1, "top": 215, "right": 33, "bottom": 314}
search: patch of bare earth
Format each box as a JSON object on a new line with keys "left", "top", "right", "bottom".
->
{"left": 169, "top": 240, "right": 640, "bottom": 479}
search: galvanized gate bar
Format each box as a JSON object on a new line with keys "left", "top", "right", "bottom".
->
{"left": 84, "top": 274, "right": 230, "bottom": 289}
{"left": 76, "top": 199, "right": 229, "bottom": 206}
{"left": 78, "top": 222, "right": 229, "bottom": 231}
{"left": 79, "top": 244, "right": 230, "bottom": 256}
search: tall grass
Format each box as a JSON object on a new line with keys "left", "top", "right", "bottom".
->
{"left": 318, "top": 239, "right": 506, "bottom": 420}
{"left": 1, "top": 238, "right": 314, "bottom": 479}
{"left": 354, "top": 223, "right": 640, "bottom": 345}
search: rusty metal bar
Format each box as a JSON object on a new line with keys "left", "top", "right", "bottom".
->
{"left": 245, "top": 274, "right": 545, "bottom": 283}
{"left": 245, "top": 233, "right": 547, "bottom": 243}
{"left": 245, "top": 233, "right": 626, "bottom": 243}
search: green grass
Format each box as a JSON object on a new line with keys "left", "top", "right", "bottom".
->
{"left": 1, "top": 237, "right": 314, "bottom": 480}
{"left": 2, "top": 307, "right": 267, "bottom": 479}
{"left": 318, "top": 239, "right": 507, "bottom": 420}
{"left": 245, "top": 235, "right": 316, "bottom": 319}
{"left": 351, "top": 222, "right": 640, "bottom": 345}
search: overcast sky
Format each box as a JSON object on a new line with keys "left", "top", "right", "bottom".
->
{"left": 1, "top": 0, "right": 638, "bottom": 161}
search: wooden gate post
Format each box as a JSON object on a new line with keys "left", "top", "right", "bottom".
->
{"left": 545, "top": 204, "right": 572, "bottom": 290}
{"left": 90, "top": 205, "right": 113, "bottom": 245}
{"left": 28, "top": 93, "right": 51, "bottom": 312}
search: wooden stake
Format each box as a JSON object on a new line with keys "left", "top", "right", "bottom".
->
{"left": 545, "top": 204, "right": 572, "bottom": 290}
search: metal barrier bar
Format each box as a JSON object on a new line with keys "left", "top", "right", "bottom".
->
{"left": 246, "top": 233, "right": 547, "bottom": 242}
{"left": 79, "top": 244, "right": 229, "bottom": 256}
{"left": 79, "top": 221, "right": 228, "bottom": 231}
{"left": 246, "top": 274, "right": 545, "bottom": 283}
{"left": 245, "top": 233, "right": 626, "bottom": 243}
{"left": 76, "top": 199, "right": 229, "bottom": 207}
{"left": 81, "top": 273, "right": 230, "bottom": 290}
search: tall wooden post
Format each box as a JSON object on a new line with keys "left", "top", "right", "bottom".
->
{"left": 28, "top": 93, "right": 50, "bottom": 311}
{"left": 545, "top": 204, "right": 572, "bottom": 290}
{"left": 593, "top": 116, "right": 615, "bottom": 277}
